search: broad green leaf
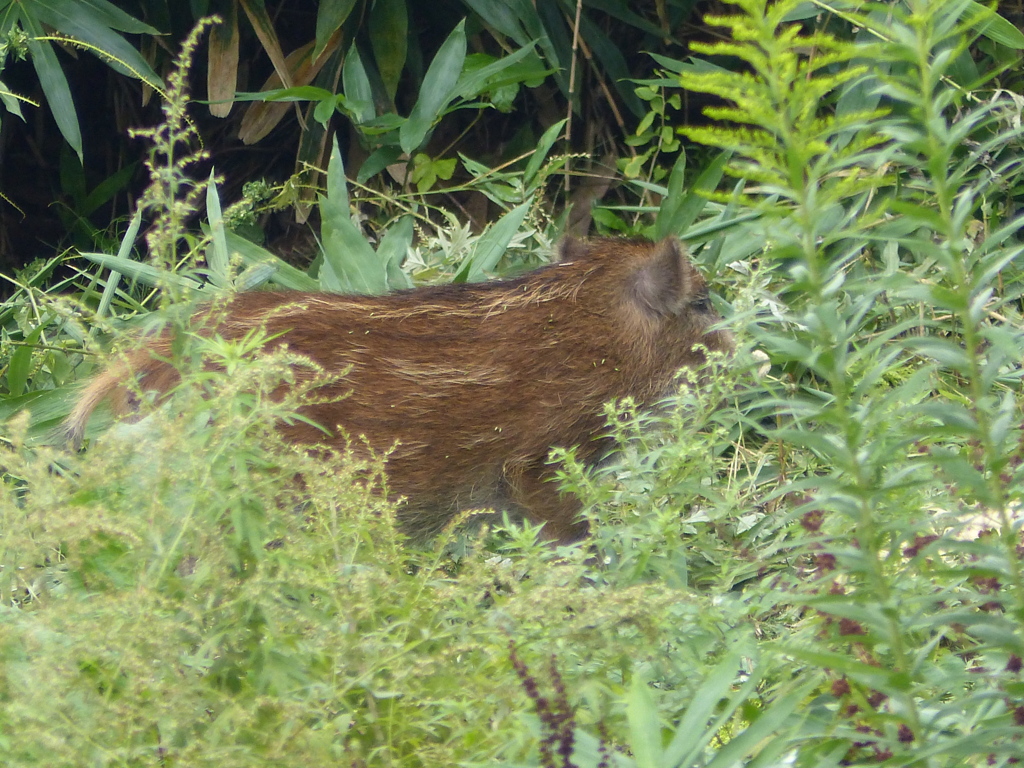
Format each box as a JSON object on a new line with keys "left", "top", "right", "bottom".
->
{"left": 675, "top": 209, "right": 760, "bottom": 244}
{"left": 400, "top": 19, "right": 466, "bottom": 153}
{"left": 653, "top": 151, "right": 686, "bottom": 241}
{"left": 54, "top": 0, "right": 159, "bottom": 34}
{"left": 327, "top": 134, "right": 350, "bottom": 210}
{"left": 223, "top": 230, "right": 319, "bottom": 291}
{"left": 205, "top": 174, "right": 230, "bottom": 289}
{"left": 454, "top": 45, "right": 545, "bottom": 101}
{"left": 233, "top": 85, "right": 336, "bottom": 103}
{"left": 456, "top": 200, "right": 530, "bottom": 283}
{"left": 7, "top": 324, "right": 46, "bottom": 398}
{"left": 626, "top": 673, "right": 662, "bottom": 768}
{"left": 80, "top": 162, "right": 137, "bottom": 217}
{"left": 0, "top": 387, "right": 92, "bottom": 445}
{"left": 234, "top": 262, "right": 278, "bottom": 291}
{"left": 319, "top": 139, "right": 388, "bottom": 294}
{"left": 342, "top": 44, "right": 375, "bottom": 123}
{"left": 459, "top": 0, "right": 532, "bottom": 44}
{"left": 576, "top": 12, "right": 643, "bottom": 117}
{"left": 377, "top": 215, "right": 414, "bottom": 290}
{"left": 0, "top": 77, "right": 27, "bottom": 119}
{"left": 369, "top": 0, "right": 407, "bottom": 101}
{"left": 523, "top": 118, "right": 566, "bottom": 189}
{"left": 903, "top": 337, "right": 972, "bottom": 370}
{"left": 582, "top": 0, "right": 665, "bottom": 37}
{"left": 79, "top": 252, "right": 203, "bottom": 292}
{"left": 30, "top": 0, "right": 162, "bottom": 86}
{"left": 703, "top": 684, "right": 812, "bottom": 768}
{"left": 663, "top": 648, "right": 745, "bottom": 767}
{"left": 534, "top": 0, "right": 572, "bottom": 96}
{"left": 23, "top": 15, "right": 82, "bottom": 161}
{"left": 357, "top": 145, "right": 404, "bottom": 184}
{"left": 94, "top": 208, "right": 143, "bottom": 325}
{"left": 970, "top": 1, "right": 1024, "bottom": 48}
{"left": 315, "top": 0, "right": 357, "bottom": 59}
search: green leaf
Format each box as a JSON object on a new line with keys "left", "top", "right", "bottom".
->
{"left": 319, "top": 138, "right": 388, "bottom": 294}
{"left": 969, "top": 1, "right": 1024, "bottom": 48}
{"left": 314, "top": 0, "right": 357, "bottom": 59}
{"left": 7, "top": 324, "right": 46, "bottom": 398}
{"left": 79, "top": 252, "right": 203, "bottom": 292}
{"left": 377, "top": 215, "right": 414, "bottom": 290}
{"left": 523, "top": 118, "right": 566, "bottom": 189}
{"left": 703, "top": 683, "right": 811, "bottom": 768}
{"left": 400, "top": 19, "right": 466, "bottom": 153}
{"left": 356, "top": 145, "right": 404, "bottom": 184}
{"left": 663, "top": 648, "right": 744, "bottom": 767}
{"left": 0, "top": 77, "right": 27, "bottom": 119}
{"left": 232, "top": 85, "right": 337, "bottom": 103}
{"left": 456, "top": 200, "right": 530, "bottom": 283}
{"left": 94, "top": 208, "right": 143, "bottom": 325}
{"left": 454, "top": 45, "right": 545, "bottom": 101}
{"left": 903, "top": 337, "right": 972, "bottom": 370}
{"left": 80, "top": 162, "right": 137, "bottom": 217}
{"left": 369, "top": 0, "right": 407, "bottom": 102}
{"left": 576, "top": 12, "right": 643, "bottom": 117}
{"left": 51, "top": 0, "right": 159, "bottom": 34}
{"left": 30, "top": 0, "right": 162, "bottom": 86}
{"left": 205, "top": 173, "right": 230, "bottom": 289}
{"left": 626, "top": 673, "right": 663, "bottom": 768}
{"left": 22, "top": 15, "right": 82, "bottom": 161}
{"left": 342, "top": 44, "right": 375, "bottom": 123}
{"left": 222, "top": 230, "right": 319, "bottom": 291}
{"left": 459, "top": 0, "right": 536, "bottom": 44}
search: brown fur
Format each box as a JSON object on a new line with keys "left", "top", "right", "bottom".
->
{"left": 66, "top": 237, "right": 732, "bottom": 542}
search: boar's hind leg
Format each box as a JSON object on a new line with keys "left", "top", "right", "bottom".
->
{"left": 504, "top": 460, "right": 588, "bottom": 545}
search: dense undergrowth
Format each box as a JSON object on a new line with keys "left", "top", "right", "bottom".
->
{"left": 4, "top": 0, "right": 1024, "bottom": 765}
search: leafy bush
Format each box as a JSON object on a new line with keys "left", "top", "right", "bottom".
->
{"left": 6, "top": 0, "right": 1024, "bottom": 766}
{"left": 549, "top": 0, "right": 1024, "bottom": 764}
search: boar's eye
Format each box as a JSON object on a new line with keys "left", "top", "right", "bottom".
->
{"left": 690, "top": 294, "right": 713, "bottom": 313}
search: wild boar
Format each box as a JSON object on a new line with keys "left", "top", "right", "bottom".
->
{"left": 66, "top": 237, "right": 731, "bottom": 542}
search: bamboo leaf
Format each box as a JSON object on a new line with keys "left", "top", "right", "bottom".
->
{"left": 400, "top": 19, "right": 466, "bottom": 153}
{"left": 238, "top": 40, "right": 340, "bottom": 144}
{"left": 969, "top": 1, "right": 1024, "bottom": 48}
{"left": 7, "top": 324, "right": 46, "bottom": 398}
{"left": 30, "top": 0, "right": 162, "bottom": 86}
{"left": 376, "top": 215, "right": 414, "bottom": 290}
{"left": 78, "top": 252, "right": 202, "bottom": 291}
{"left": 342, "top": 44, "right": 374, "bottom": 123}
{"left": 94, "top": 208, "right": 143, "bottom": 325}
{"left": 315, "top": 0, "right": 357, "bottom": 59}
{"left": 456, "top": 200, "right": 530, "bottom": 283}
{"left": 319, "top": 139, "right": 388, "bottom": 294}
{"left": 369, "top": 0, "right": 407, "bottom": 102}
{"left": 222, "top": 230, "right": 320, "bottom": 291}
{"left": 524, "top": 118, "right": 566, "bottom": 189}
{"left": 22, "top": 16, "right": 82, "bottom": 161}
{"left": 205, "top": 174, "right": 230, "bottom": 289}
{"left": 54, "top": 0, "right": 158, "bottom": 34}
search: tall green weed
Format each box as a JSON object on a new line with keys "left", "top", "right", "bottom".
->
{"left": 552, "top": 0, "right": 1024, "bottom": 764}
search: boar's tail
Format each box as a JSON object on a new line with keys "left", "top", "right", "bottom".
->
{"left": 63, "top": 361, "right": 130, "bottom": 450}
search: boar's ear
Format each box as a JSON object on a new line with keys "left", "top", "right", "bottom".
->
{"left": 628, "top": 238, "right": 693, "bottom": 318}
